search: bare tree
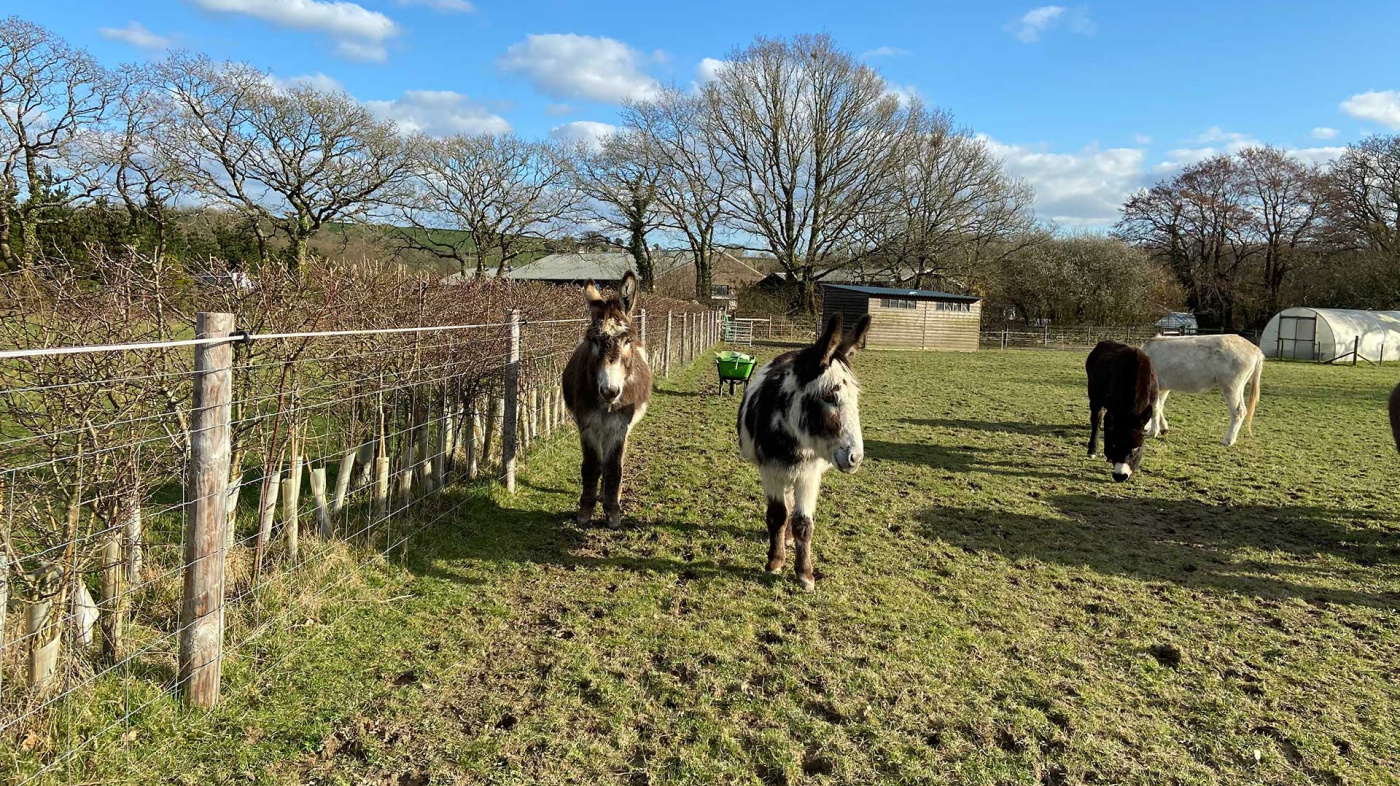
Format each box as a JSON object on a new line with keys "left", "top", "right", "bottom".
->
{"left": 1119, "top": 155, "right": 1256, "bottom": 329}
{"left": 0, "top": 17, "right": 117, "bottom": 270}
{"left": 158, "top": 53, "right": 416, "bottom": 274}
{"left": 566, "top": 131, "right": 664, "bottom": 289}
{"left": 73, "top": 65, "right": 191, "bottom": 260}
{"left": 994, "top": 234, "right": 1182, "bottom": 326}
{"left": 623, "top": 88, "right": 731, "bottom": 300}
{"left": 703, "top": 34, "right": 906, "bottom": 311}
{"left": 1319, "top": 135, "right": 1400, "bottom": 261}
{"left": 861, "top": 105, "right": 1036, "bottom": 289}
{"left": 1233, "top": 145, "right": 1321, "bottom": 319}
{"left": 398, "top": 133, "right": 576, "bottom": 279}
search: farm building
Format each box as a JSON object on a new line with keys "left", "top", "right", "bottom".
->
{"left": 1259, "top": 307, "right": 1400, "bottom": 361}
{"left": 1155, "top": 312, "right": 1198, "bottom": 334}
{"left": 821, "top": 283, "right": 982, "bottom": 351}
{"left": 499, "top": 250, "right": 764, "bottom": 309}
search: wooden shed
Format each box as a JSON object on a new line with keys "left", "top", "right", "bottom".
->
{"left": 821, "top": 283, "right": 982, "bottom": 351}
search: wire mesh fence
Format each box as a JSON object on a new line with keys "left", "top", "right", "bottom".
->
{"left": 0, "top": 305, "right": 723, "bottom": 783}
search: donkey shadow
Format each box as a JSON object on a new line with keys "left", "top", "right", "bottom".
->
{"left": 864, "top": 438, "right": 1082, "bottom": 481}
{"left": 900, "top": 417, "right": 1081, "bottom": 439}
{"left": 918, "top": 494, "right": 1400, "bottom": 609}
{"left": 404, "top": 484, "right": 765, "bottom": 589}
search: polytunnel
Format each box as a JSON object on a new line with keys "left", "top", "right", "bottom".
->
{"left": 1259, "top": 307, "right": 1400, "bottom": 362}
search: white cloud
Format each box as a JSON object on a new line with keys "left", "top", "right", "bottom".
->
{"left": 692, "top": 57, "right": 729, "bottom": 91}
{"left": 1152, "top": 127, "right": 1261, "bottom": 173}
{"left": 862, "top": 46, "right": 910, "bottom": 59}
{"left": 1132, "top": 133, "right": 1153, "bottom": 145}
{"left": 499, "top": 34, "right": 660, "bottom": 104}
{"left": 397, "top": 0, "right": 474, "bottom": 12}
{"left": 1010, "top": 5, "right": 1063, "bottom": 41}
{"left": 187, "top": 0, "right": 399, "bottom": 62}
{"left": 1340, "top": 90, "right": 1400, "bottom": 130}
{"left": 549, "top": 120, "right": 618, "bottom": 151}
{"left": 1310, "top": 126, "right": 1338, "bottom": 140}
{"left": 98, "top": 21, "right": 174, "bottom": 50}
{"left": 1287, "top": 146, "right": 1347, "bottom": 166}
{"left": 885, "top": 83, "right": 921, "bottom": 108}
{"left": 365, "top": 90, "right": 510, "bottom": 136}
{"left": 1008, "top": 5, "right": 1094, "bottom": 42}
{"left": 264, "top": 72, "right": 345, "bottom": 94}
{"left": 981, "top": 135, "right": 1147, "bottom": 227}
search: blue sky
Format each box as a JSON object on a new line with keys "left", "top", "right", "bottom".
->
{"left": 13, "top": 0, "right": 1400, "bottom": 227}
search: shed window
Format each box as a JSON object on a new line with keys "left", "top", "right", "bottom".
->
{"left": 879, "top": 298, "right": 917, "bottom": 309}
{"left": 711, "top": 284, "right": 732, "bottom": 298}
{"left": 934, "top": 301, "right": 972, "bottom": 313}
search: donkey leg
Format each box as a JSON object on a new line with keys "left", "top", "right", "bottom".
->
{"left": 759, "top": 467, "right": 793, "bottom": 573}
{"left": 1087, "top": 405, "right": 1102, "bottom": 458}
{"left": 1157, "top": 391, "right": 1171, "bottom": 435}
{"left": 1221, "top": 386, "right": 1245, "bottom": 446}
{"left": 601, "top": 438, "right": 627, "bottom": 528}
{"left": 791, "top": 467, "right": 822, "bottom": 591}
{"left": 577, "top": 441, "right": 601, "bottom": 526}
{"left": 764, "top": 496, "right": 789, "bottom": 574}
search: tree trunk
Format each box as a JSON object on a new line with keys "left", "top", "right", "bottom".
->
{"left": 630, "top": 222, "right": 655, "bottom": 291}
{"left": 100, "top": 533, "right": 124, "bottom": 663}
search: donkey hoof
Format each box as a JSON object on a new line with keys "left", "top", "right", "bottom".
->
{"left": 765, "top": 562, "right": 784, "bottom": 575}
{"left": 606, "top": 515, "right": 624, "bottom": 530}
{"left": 797, "top": 576, "right": 815, "bottom": 592}
{"left": 575, "top": 512, "right": 593, "bottom": 526}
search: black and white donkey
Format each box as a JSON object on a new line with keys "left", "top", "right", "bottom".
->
{"left": 737, "top": 313, "right": 871, "bottom": 590}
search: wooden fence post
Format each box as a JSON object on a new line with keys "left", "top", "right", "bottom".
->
{"left": 502, "top": 310, "right": 521, "bottom": 493}
{"left": 665, "top": 312, "right": 673, "bottom": 378}
{"left": 179, "top": 311, "right": 234, "bottom": 708}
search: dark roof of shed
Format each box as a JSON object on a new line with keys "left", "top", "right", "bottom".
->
{"left": 820, "top": 283, "right": 982, "bottom": 302}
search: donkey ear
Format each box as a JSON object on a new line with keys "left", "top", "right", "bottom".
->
{"left": 838, "top": 314, "right": 872, "bottom": 361}
{"left": 817, "top": 313, "right": 844, "bottom": 364}
{"left": 618, "top": 271, "right": 639, "bottom": 315}
{"left": 583, "top": 280, "right": 606, "bottom": 319}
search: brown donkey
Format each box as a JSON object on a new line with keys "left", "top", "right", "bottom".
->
{"left": 562, "top": 272, "right": 653, "bottom": 527}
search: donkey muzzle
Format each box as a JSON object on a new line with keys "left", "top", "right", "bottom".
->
{"left": 834, "top": 447, "right": 863, "bottom": 474}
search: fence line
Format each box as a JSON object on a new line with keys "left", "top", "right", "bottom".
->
{"left": 979, "top": 324, "right": 1262, "bottom": 351}
{"left": 0, "top": 305, "right": 723, "bottom": 783}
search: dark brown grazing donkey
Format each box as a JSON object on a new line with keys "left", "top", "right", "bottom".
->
{"left": 1389, "top": 382, "right": 1400, "bottom": 452}
{"left": 1086, "top": 340, "right": 1158, "bottom": 483}
{"left": 562, "top": 272, "right": 653, "bottom": 528}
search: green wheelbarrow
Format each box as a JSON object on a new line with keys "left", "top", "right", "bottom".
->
{"left": 715, "top": 351, "right": 757, "bottom": 396}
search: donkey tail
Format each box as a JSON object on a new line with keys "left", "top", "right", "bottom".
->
{"left": 1389, "top": 383, "right": 1400, "bottom": 452}
{"left": 1244, "top": 353, "right": 1264, "bottom": 436}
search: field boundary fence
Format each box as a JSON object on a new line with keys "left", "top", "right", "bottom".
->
{"left": 979, "top": 324, "right": 1262, "bottom": 351}
{"left": 0, "top": 306, "right": 724, "bottom": 783}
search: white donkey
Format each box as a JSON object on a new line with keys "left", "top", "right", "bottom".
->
{"left": 1141, "top": 334, "right": 1265, "bottom": 446}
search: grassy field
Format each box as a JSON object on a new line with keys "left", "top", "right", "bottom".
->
{"left": 11, "top": 347, "right": 1400, "bottom": 785}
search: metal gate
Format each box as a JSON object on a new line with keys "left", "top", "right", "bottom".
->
{"left": 726, "top": 318, "right": 762, "bottom": 346}
{"left": 1275, "top": 315, "right": 1317, "bottom": 359}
